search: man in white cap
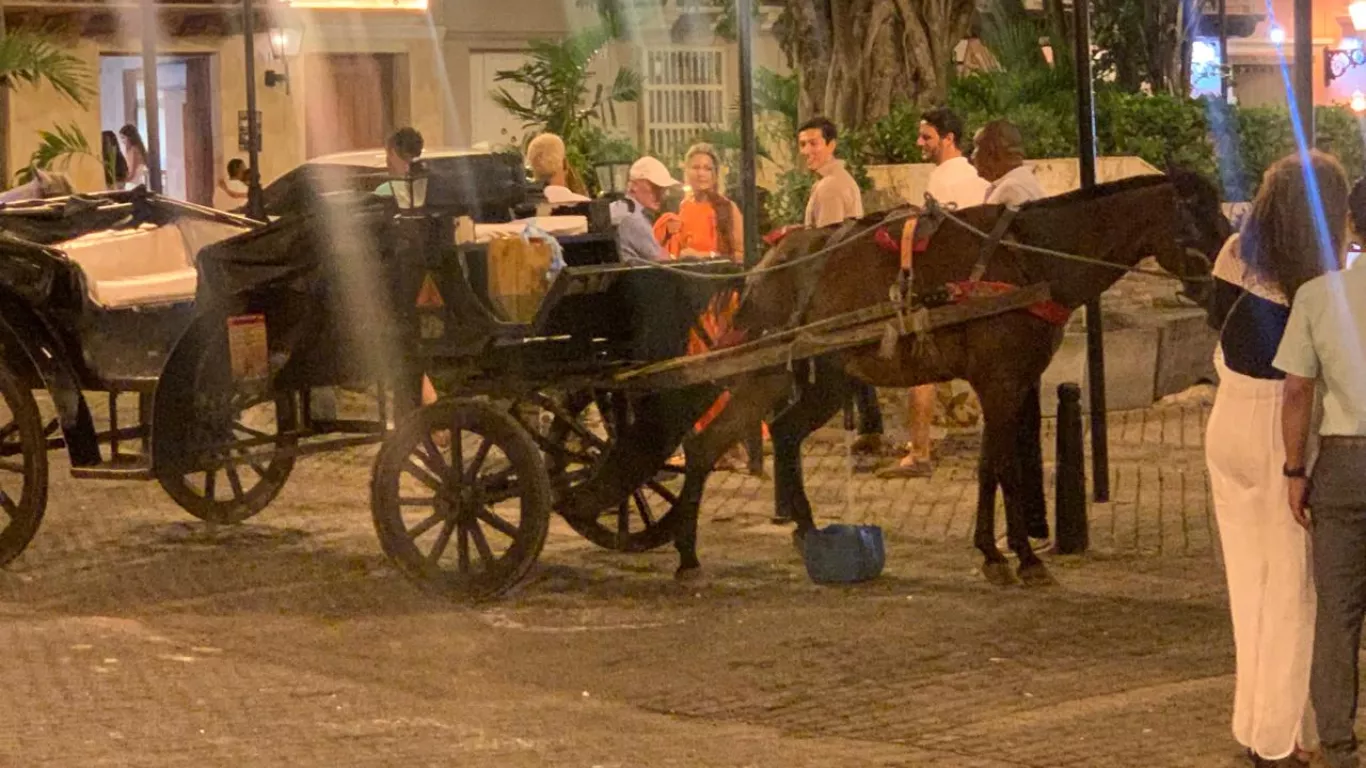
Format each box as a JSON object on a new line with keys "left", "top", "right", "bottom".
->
{"left": 613, "top": 155, "right": 679, "bottom": 262}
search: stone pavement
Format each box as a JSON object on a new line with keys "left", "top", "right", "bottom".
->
{"left": 0, "top": 390, "right": 1340, "bottom": 768}
{"left": 705, "top": 385, "right": 1217, "bottom": 560}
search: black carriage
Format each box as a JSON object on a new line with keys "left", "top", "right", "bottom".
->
{"left": 0, "top": 149, "right": 742, "bottom": 600}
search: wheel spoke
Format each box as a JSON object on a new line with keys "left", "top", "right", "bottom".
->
{"left": 401, "top": 458, "right": 444, "bottom": 493}
{"left": 645, "top": 480, "right": 679, "bottom": 505}
{"left": 632, "top": 490, "right": 655, "bottom": 526}
{"left": 225, "top": 464, "right": 246, "bottom": 501}
{"left": 456, "top": 524, "right": 471, "bottom": 573}
{"left": 0, "top": 492, "right": 17, "bottom": 520}
{"left": 0, "top": 421, "right": 19, "bottom": 443}
{"left": 463, "top": 436, "right": 492, "bottom": 485}
{"left": 231, "top": 422, "right": 271, "bottom": 440}
{"left": 465, "top": 517, "right": 496, "bottom": 564}
{"left": 428, "top": 518, "right": 457, "bottom": 564}
{"left": 472, "top": 506, "right": 519, "bottom": 539}
{"left": 415, "top": 441, "right": 450, "bottom": 480}
{"left": 406, "top": 510, "right": 444, "bottom": 540}
{"left": 203, "top": 469, "right": 217, "bottom": 500}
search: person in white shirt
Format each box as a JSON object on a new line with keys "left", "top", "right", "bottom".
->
{"left": 887, "top": 108, "right": 988, "bottom": 478}
{"left": 968, "top": 119, "right": 1051, "bottom": 549}
{"left": 526, "top": 133, "right": 591, "bottom": 205}
{"left": 974, "top": 120, "right": 1046, "bottom": 207}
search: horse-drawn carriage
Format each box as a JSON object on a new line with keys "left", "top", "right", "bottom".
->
{"left": 0, "top": 149, "right": 1223, "bottom": 599}
{"left": 0, "top": 149, "right": 746, "bottom": 598}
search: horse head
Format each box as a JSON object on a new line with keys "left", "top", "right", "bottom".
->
{"left": 1162, "top": 164, "right": 1230, "bottom": 308}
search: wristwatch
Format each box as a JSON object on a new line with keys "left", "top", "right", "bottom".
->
{"left": 1283, "top": 464, "right": 1307, "bottom": 479}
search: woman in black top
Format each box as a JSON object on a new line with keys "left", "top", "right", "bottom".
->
{"left": 1205, "top": 150, "right": 1351, "bottom": 768}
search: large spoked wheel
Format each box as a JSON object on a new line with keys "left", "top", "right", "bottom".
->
{"left": 157, "top": 390, "right": 298, "bottom": 525}
{"left": 0, "top": 364, "right": 48, "bottom": 567}
{"left": 154, "top": 315, "right": 297, "bottom": 525}
{"left": 541, "top": 391, "right": 684, "bottom": 553}
{"left": 371, "top": 398, "right": 552, "bottom": 601}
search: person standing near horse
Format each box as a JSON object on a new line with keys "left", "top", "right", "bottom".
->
{"left": 793, "top": 116, "right": 885, "bottom": 474}
{"left": 886, "top": 107, "right": 988, "bottom": 478}
{"left": 959, "top": 119, "right": 1051, "bottom": 547}
{"left": 1207, "top": 150, "right": 1350, "bottom": 768}
{"left": 1277, "top": 170, "right": 1366, "bottom": 768}
{"left": 652, "top": 143, "right": 755, "bottom": 471}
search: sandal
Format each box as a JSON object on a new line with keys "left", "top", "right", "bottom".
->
{"left": 876, "top": 456, "right": 934, "bottom": 479}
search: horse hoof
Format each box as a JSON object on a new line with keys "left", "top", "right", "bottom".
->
{"left": 674, "top": 566, "right": 704, "bottom": 584}
{"left": 1018, "top": 561, "right": 1057, "bottom": 588}
{"left": 982, "top": 561, "right": 1019, "bottom": 587}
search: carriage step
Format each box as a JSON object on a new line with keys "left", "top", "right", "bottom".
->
{"left": 70, "top": 457, "right": 152, "bottom": 481}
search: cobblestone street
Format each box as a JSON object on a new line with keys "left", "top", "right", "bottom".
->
{"left": 0, "top": 390, "right": 1323, "bottom": 768}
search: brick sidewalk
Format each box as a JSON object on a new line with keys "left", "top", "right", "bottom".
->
{"left": 703, "top": 390, "right": 1216, "bottom": 560}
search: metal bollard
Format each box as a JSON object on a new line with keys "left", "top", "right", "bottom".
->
{"left": 1054, "top": 382, "right": 1089, "bottom": 554}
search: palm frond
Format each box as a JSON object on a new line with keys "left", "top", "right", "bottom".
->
{"left": 16, "top": 123, "right": 95, "bottom": 183}
{"left": 0, "top": 31, "right": 93, "bottom": 105}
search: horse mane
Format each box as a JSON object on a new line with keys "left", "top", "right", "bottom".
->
{"left": 1024, "top": 173, "right": 1171, "bottom": 211}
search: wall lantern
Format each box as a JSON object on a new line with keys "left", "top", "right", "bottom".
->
{"left": 264, "top": 16, "right": 306, "bottom": 93}
{"left": 1327, "top": 4, "right": 1366, "bottom": 85}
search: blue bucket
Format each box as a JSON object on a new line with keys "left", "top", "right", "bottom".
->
{"left": 803, "top": 524, "right": 885, "bottom": 584}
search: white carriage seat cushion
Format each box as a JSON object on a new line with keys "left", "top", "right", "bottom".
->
{"left": 56, "top": 218, "right": 245, "bottom": 309}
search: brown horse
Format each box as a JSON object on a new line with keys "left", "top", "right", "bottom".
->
{"left": 643, "top": 174, "right": 1225, "bottom": 586}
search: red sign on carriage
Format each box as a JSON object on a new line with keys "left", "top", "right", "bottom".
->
{"left": 226, "top": 314, "right": 269, "bottom": 380}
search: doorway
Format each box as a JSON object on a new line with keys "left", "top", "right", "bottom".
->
{"left": 100, "top": 54, "right": 215, "bottom": 205}
{"left": 304, "top": 54, "right": 397, "bottom": 159}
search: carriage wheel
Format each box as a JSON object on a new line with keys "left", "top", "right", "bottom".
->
{"left": 541, "top": 391, "right": 684, "bottom": 553}
{"left": 371, "top": 398, "right": 552, "bottom": 601}
{"left": 0, "top": 364, "right": 47, "bottom": 566}
{"left": 154, "top": 316, "right": 297, "bottom": 525}
{"left": 157, "top": 390, "right": 298, "bottom": 525}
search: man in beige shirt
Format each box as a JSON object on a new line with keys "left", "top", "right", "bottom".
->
{"left": 800, "top": 117, "right": 864, "bottom": 227}
{"left": 792, "top": 117, "right": 884, "bottom": 472}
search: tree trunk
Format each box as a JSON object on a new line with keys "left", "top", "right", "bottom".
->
{"left": 781, "top": 0, "right": 976, "bottom": 128}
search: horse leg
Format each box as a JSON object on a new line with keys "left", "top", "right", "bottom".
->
{"left": 673, "top": 373, "right": 790, "bottom": 581}
{"left": 770, "top": 358, "right": 853, "bottom": 546}
{"left": 984, "top": 394, "right": 1055, "bottom": 587}
{"left": 974, "top": 437, "right": 1004, "bottom": 577}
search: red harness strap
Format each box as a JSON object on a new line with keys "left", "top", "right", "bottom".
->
{"left": 873, "top": 226, "right": 930, "bottom": 255}
{"left": 947, "top": 280, "right": 1072, "bottom": 327}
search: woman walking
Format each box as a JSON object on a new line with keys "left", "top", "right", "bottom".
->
{"left": 1206, "top": 150, "right": 1351, "bottom": 768}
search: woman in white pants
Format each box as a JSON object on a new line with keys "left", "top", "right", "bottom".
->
{"left": 1206, "top": 151, "right": 1350, "bottom": 768}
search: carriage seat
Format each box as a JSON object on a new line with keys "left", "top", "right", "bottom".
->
{"left": 58, "top": 218, "right": 248, "bottom": 309}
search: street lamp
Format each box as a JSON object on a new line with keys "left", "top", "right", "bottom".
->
{"left": 264, "top": 14, "right": 305, "bottom": 93}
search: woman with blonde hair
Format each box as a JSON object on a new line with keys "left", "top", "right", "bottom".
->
{"left": 653, "top": 144, "right": 759, "bottom": 470}
{"left": 654, "top": 143, "right": 744, "bottom": 262}
{"left": 1206, "top": 149, "right": 1351, "bottom": 768}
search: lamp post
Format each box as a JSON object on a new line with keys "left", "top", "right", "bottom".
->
{"left": 1073, "top": 0, "right": 1108, "bottom": 504}
{"left": 1294, "top": 0, "right": 1313, "bottom": 144}
{"left": 243, "top": 0, "right": 265, "bottom": 221}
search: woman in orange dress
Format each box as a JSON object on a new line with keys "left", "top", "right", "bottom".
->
{"left": 653, "top": 143, "right": 744, "bottom": 350}
{"left": 653, "top": 144, "right": 761, "bottom": 470}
